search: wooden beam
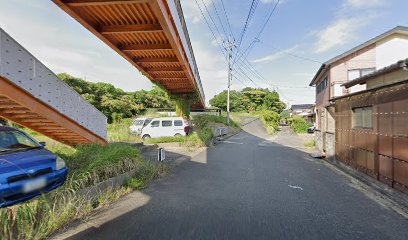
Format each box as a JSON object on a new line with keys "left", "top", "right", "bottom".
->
{"left": 62, "top": 0, "right": 149, "bottom": 7}
{"left": 151, "top": 74, "right": 186, "bottom": 79}
{"left": 155, "top": 78, "right": 189, "bottom": 81}
{"left": 134, "top": 57, "right": 179, "bottom": 63}
{"left": 121, "top": 43, "right": 172, "bottom": 51}
{"left": 0, "top": 109, "right": 30, "bottom": 114}
{"left": 99, "top": 24, "right": 162, "bottom": 34}
{"left": 146, "top": 66, "right": 183, "bottom": 72}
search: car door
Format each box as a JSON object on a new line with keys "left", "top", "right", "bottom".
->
{"left": 173, "top": 119, "right": 185, "bottom": 136}
{"left": 161, "top": 120, "right": 173, "bottom": 137}
{"left": 148, "top": 120, "right": 160, "bottom": 138}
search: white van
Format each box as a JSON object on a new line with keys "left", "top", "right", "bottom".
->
{"left": 141, "top": 117, "right": 191, "bottom": 140}
{"left": 130, "top": 118, "right": 152, "bottom": 135}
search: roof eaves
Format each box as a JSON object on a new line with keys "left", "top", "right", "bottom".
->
{"left": 309, "top": 64, "right": 327, "bottom": 86}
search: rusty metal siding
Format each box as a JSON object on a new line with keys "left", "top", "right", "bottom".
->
{"left": 335, "top": 82, "right": 408, "bottom": 193}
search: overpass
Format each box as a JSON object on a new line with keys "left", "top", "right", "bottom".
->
{"left": 53, "top": 0, "right": 205, "bottom": 108}
{"left": 0, "top": 28, "right": 107, "bottom": 146}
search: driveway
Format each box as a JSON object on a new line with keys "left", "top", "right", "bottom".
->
{"left": 61, "top": 119, "right": 408, "bottom": 240}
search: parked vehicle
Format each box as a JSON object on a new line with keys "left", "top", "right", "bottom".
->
{"left": 129, "top": 118, "right": 153, "bottom": 135}
{"left": 0, "top": 126, "right": 68, "bottom": 207}
{"left": 307, "top": 126, "right": 316, "bottom": 134}
{"left": 141, "top": 117, "right": 192, "bottom": 140}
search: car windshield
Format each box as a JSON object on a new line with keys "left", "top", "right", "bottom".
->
{"left": 0, "top": 130, "right": 40, "bottom": 153}
{"left": 133, "top": 120, "right": 145, "bottom": 126}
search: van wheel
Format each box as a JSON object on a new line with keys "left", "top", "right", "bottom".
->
{"left": 174, "top": 133, "right": 182, "bottom": 137}
{"left": 142, "top": 134, "right": 151, "bottom": 140}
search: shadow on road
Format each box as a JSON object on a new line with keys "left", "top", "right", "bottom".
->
{"left": 60, "top": 119, "right": 408, "bottom": 240}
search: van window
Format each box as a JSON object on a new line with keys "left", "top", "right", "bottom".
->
{"left": 144, "top": 119, "right": 152, "bottom": 126}
{"left": 150, "top": 121, "right": 160, "bottom": 128}
{"left": 133, "top": 120, "right": 144, "bottom": 126}
{"left": 174, "top": 120, "right": 183, "bottom": 126}
{"left": 162, "top": 120, "right": 172, "bottom": 127}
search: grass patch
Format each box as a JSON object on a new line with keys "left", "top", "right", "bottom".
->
{"left": 0, "top": 132, "right": 170, "bottom": 239}
{"left": 304, "top": 139, "right": 316, "bottom": 148}
{"left": 108, "top": 118, "right": 142, "bottom": 143}
{"left": 289, "top": 116, "right": 313, "bottom": 134}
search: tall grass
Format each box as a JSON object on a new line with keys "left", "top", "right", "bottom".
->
{"left": 108, "top": 118, "right": 142, "bottom": 143}
{"left": 0, "top": 143, "right": 170, "bottom": 240}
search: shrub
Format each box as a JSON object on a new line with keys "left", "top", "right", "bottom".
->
{"left": 290, "top": 116, "right": 312, "bottom": 133}
{"left": 257, "top": 110, "right": 281, "bottom": 132}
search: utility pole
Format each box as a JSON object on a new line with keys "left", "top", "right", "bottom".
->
{"left": 225, "top": 36, "right": 235, "bottom": 126}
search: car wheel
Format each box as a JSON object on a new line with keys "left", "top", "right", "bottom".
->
{"left": 174, "top": 133, "right": 182, "bottom": 137}
{"left": 142, "top": 134, "right": 151, "bottom": 140}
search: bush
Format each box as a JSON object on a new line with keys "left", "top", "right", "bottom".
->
{"left": 192, "top": 114, "right": 239, "bottom": 128}
{"left": 108, "top": 118, "right": 142, "bottom": 143}
{"left": 290, "top": 116, "right": 312, "bottom": 133}
{"left": 257, "top": 110, "right": 280, "bottom": 132}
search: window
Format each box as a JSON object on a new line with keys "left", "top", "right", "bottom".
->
{"left": 133, "top": 120, "right": 144, "bottom": 126}
{"left": 348, "top": 68, "right": 375, "bottom": 81}
{"left": 317, "top": 76, "right": 328, "bottom": 94}
{"left": 174, "top": 120, "right": 183, "bottom": 126}
{"left": 162, "top": 120, "right": 172, "bottom": 127}
{"left": 150, "top": 121, "right": 160, "bottom": 128}
{"left": 0, "top": 131, "right": 39, "bottom": 150}
{"left": 353, "top": 106, "right": 373, "bottom": 129}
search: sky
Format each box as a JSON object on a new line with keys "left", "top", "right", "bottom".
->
{"left": 0, "top": 0, "right": 407, "bottom": 107}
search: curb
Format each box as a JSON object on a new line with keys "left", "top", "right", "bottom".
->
{"left": 320, "top": 156, "right": 408, "bottom": 219}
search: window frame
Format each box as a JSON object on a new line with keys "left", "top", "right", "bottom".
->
{"left": 150, "top": 120, "right": 160, "bottom": 128}
{"left": 352, "top": 106, "right": 373, "bottom": 129}
{"left": 174, "top": 120, "right": 183, "bottom": 126}
{"left": 161, "top": 120, "right": 173, "bottom": 127}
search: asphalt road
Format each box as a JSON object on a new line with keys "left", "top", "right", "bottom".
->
{"left": 67, "top": 120, "right": 408, "bottom": 240}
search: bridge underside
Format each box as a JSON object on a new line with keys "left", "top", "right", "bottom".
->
{"left": 54, "top": 0, "right": 205, "bottom": 108}
{"left": 0, "top": 76, "right": 106, "bottom": 146}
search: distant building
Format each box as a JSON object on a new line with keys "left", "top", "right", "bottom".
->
{"left": 290, "top": 104, "right": 315, "bottom": 124}
{"left": 333, "top": 58, "right": 408, "bottom": 193}
{"left": 309, "top": 26, "right": 408, "bottom": 156}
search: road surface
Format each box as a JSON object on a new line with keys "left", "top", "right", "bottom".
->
{"left": 65, "top": 119, "right": 408, "bottom": 240}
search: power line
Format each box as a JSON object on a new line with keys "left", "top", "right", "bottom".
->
{"left": 195, "top": 0, "right": 226, "bottom": 58}
{"left": 219, "top": 0, "right": 234, "bottom": 38}
{"left": 233, "top": 0, "right": 260, "bottom": 65}
{"left": 237, "top": 0, "right": 280, "bottom": 62}
{"left": 210, "top": 0, "right": 228, "bottom": 39}
{"left": 200, "top": 0, "right": 226, "bottom": 42}
{"left": 258, "top": 40, "right": 323, "bottom": 64}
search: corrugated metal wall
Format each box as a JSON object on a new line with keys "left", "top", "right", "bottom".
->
{"left": 335, "top": 81, "right": 408, "bottom": 193}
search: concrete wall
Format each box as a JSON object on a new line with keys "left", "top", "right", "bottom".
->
{"left": 376, "top": 33, "right": 408, "bottom": 69}
{"left": 0, "top": 28, "right": 107, "bottom": 140}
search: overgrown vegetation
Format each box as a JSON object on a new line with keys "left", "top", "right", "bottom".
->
{"left": 58, "top": 73, "right": 173, "bottom": 122}
{"left": 210, "top": 87, "right": 286, "bottom": 113}
{"left": 289, "top": 116, "right": 313, "bottom": 133}
{"left": 0, "top": 131, "right": 169, "bottom": 239}
{"left": 304, "top": 139, "right": 316, "bottom": 148}
{"left": 108, "top": 118, "right": 142, "bottom": 143}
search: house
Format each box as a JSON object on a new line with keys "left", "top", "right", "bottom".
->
{"left": 309, "top": 26, "right": 408, "bottom": 156}
{"left": 333, "top": 58, "right": 408, "bottom": 193}
{"left": 290, "top": 104, "right": 315, "bottom": 124}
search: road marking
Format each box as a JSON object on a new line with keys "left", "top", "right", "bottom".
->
{"left": 222, "top": 140, "right": 244, "bottom": 145}
{"left": 288, "top": 185, "right": 304, "bottom": 191}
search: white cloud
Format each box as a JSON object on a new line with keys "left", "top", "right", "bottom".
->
{"left": 252, "top": 45, "right": 299, "bottom": 64}
{"left": 346, "top": 0, "right": 385, "bottom": 8}
{"left": 314, "top": 18, "right": 367, "bottom": 53}
{"left": 182, "top": 0, "right": 212, "bottom": 24}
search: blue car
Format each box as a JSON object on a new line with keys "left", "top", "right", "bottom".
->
{"left": 0, "top": 126, "right": 68, "bottom": 207}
